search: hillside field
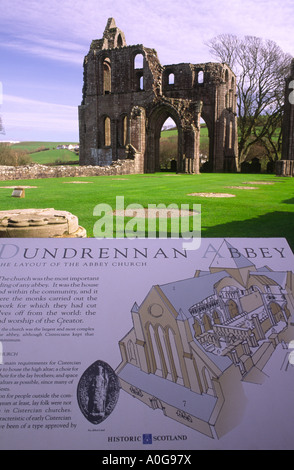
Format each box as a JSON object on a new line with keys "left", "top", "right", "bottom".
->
{"left": 11, "top": 141, "right": 79, "bottom": 165}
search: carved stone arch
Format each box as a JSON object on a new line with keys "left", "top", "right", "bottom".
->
{"left": 146, "top": 102, "right": 183, "bottom": 172}
{"left": 146, "top": 102, "right": 190, "bottom": 173}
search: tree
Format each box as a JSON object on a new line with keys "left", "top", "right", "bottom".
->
{"left": 159, "top": 135, "right": 178, "bottom": 169}
{"left": 206, "top": 34, "right": 292, "bottom": 164}
{"left": 0, "top": 143, "right": 31, "bottom": 166}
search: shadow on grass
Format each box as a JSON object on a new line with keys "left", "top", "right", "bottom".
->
{"left": 282, "top": 197, "right": 294, "bottom": 204}
{"left": 202, "top": 211, "right": 294, "bottom": 251}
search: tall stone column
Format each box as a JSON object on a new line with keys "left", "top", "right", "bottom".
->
{"left": 278, "top": 59, "right": 294, "bottom": 176}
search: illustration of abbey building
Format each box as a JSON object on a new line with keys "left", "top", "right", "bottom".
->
{"left": 116, "top": 241, "right": 294, "bottom": 439}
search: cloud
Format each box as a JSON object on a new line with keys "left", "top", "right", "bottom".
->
{"left": 2, "top": 95, "right": 78, "bottom": 138}
{"left": 2, "top": 34, "right": 85, "bottom": 65}
{"left": 1, "top": 0, "right": 293, "bottom": 65}
{"left": 1, "top": 0, "right": 293, "bottom": 141}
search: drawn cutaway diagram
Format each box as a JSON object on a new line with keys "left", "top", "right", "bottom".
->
{"left": 116, "top": 240, "right": 294, "bottom": 439}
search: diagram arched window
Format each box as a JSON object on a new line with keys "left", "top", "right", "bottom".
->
{"left": 103, "top": 57, "right": 111, "bottom": 94}
{"left": 198, "top": 70, "right": 204, "bottom": 84}
{"left": 104, "top": 116, "right": 111, "bottom": 146}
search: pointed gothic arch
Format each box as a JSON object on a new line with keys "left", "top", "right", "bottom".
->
{"left": 146, "top": 103, "right": 183, "bottom": 173}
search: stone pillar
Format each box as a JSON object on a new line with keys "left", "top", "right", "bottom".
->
{"left": 183, "top": 126, "right": 200, "bottom": 174}
{"left": 278, "top": 59, "right": 294, "bottom": 176}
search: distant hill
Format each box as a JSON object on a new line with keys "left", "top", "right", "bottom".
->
{"left": 10, "top": 141, "right": 79, "bottom": 165}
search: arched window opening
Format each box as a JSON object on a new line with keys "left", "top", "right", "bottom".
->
{"left": 225, "top": 69, "right": 229, "bottom": 84}
{"left": 229, "top": 77, "right": 234, "bottom": 109}
{"left": 168, "top": 73, "right": 175, "bottom": 85}
{"left": 103, "top": 58, "right": 111, "bottom": 94}
{"left": 225, "top": 92, "right": 229, "bottom": 109}
{"left": 104, "top": 117, "right": 111, "bottom": 146}
{"left": 139, "top": 74, "right": 144, "bottom": 90}
{"left": 223, "top": 117, "right": 227, "bottom": 146}
{"left": 117, "top": 34, "right": 123, "bottom": 48}
{"left": 198, "top": 70, "right": 204, "bottom": 84}
{"left": 122, "top": 115, "right": 128, "bottom": 146}
{"left": 229, "top": 121, "right": 233, "bottom": 148}
{"left": 134, "top": 53, "right": 144, "bottom": 69}
{"left": 160, "top": 117, "right": 178, "bottom": 171}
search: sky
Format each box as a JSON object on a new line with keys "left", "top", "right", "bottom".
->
{"left": 0, "top": 0, "right": 293, "bottom": 142}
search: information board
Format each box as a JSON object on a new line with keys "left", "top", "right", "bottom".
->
{"left": 0, "top": 237, "right": 293, "bottom": 451}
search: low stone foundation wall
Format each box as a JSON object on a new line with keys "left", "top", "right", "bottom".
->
{"left": 0, "top": 159, "right": 137, "bottom": 181}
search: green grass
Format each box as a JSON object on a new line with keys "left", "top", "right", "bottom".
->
{"left": 11, "top": 141, "right": 78, "bottom": 152}
{"left": 28, "top": 148, "right": 77, "bottom": 165}
{"left": 0, "top": 173, "right": 293, "bottom": 249}
{"left": 11, "top": 142, "right": 79, "bottom": 165}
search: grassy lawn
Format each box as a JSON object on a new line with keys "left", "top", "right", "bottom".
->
{"left": 0, "top": 172, "right": 293, "bottom": 248}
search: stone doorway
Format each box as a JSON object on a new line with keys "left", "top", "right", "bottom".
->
{"left": 159, "top": 117, "right": 178, "bottom": 172}
{"left": 146, "top": 104, "right": 183, "bottom": 173}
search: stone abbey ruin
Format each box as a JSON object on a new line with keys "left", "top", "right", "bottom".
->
{"left": 79, "top": 18, "right": 239, "bottom": 174}
{"left": 277, "top": 58, "right": 294, "bottom": 177}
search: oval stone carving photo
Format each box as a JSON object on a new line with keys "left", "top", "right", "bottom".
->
{"left": 77, "top": 360, "right": 120, "bottom": 425}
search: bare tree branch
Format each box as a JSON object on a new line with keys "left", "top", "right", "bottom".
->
{"left": 206, "top": 34, "right": 292, "bottom": 163}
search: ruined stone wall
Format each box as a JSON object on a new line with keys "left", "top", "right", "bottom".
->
{"left": 79, "top": 43, "right": 162, "bottom": 173}
{"left": 79, "top": 18, "right": 239, "bottom": 173}
{"left": 0, "top": 159, "right": 137, "bottom": 181}
{"left": 276, "top": 59, "right": 294, "bottom": 176}
{"left": 280, "top": 59, "right": 294, "bottom": 176}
